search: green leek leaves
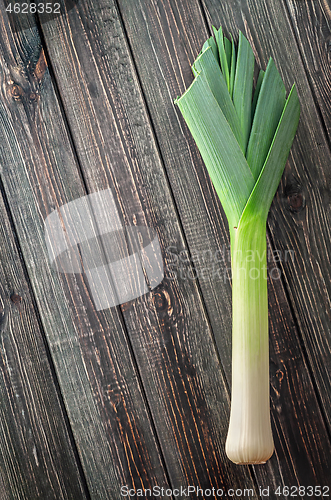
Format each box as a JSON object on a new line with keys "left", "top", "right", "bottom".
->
{"left": 175, "top": 27, "right": 300, "bottom": 231}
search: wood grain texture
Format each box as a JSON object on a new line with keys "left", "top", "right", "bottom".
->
{"left": 37, "top": 0, "right": 256, "bottom": 495}
{"left": 285, "top": 0, "right": 331, "bottom": 139}
{"left": 281, "top": 0, "right": 331, "bottom": 424}
{"left": 1, "top": 0, "right": 331, "bottom": 496}
{"left": 116, "top": 0, "right": 331, "bottom": 491}
{"left": 0, "top": 215, "right": 88, "bottom": 500}
{"left": 0, "top": 78, "right": 87, "bottom": 500}
{"left": 0, "top": 4, "right": 170, "bottom": 498}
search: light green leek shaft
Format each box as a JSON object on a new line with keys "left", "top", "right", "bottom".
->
{"left": 226, "top": 223, "right": 274, "bottom": 464}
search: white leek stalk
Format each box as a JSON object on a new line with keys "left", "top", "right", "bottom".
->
{"left": 226, "top": 222, "right": 273, "bottom": 464}
{"left": 175, "top": 27, "right": 300, "bottom": 464}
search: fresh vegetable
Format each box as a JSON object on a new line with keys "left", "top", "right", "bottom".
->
{"left": 175, "top": 27, "right": 300, "bottom": 464}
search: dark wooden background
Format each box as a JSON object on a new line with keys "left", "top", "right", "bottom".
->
{"left": 0, "top": 0, "right": 330, "bottom": 498}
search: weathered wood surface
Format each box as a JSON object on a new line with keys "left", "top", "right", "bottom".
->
{"left": 280, "top": 0, "right": 331, "bottom": 430}
{"left": 286, "top": 0, "right": 331, "bottom": 139}
{"left": 0, "top": 29, "right": 87, "bottom": 498}
{"left": 117, "top": 0, "right": 331, "bottom": 490}
{"left": 38, "top": 0, "right": 255, "bottom": 495}
{"left": 0, "top": 207, "right": 88, "bottom": 499}
{"left": 0, "top": 4, "right": 171, "bottom": 498}
{"left": 0, "top": 0, "right": 330, "bottom": 497}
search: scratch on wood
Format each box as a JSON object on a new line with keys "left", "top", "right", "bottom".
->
{"left": 34, "top": 48, "right": 47, "bottom": 82}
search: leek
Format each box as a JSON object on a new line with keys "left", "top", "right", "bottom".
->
{"left": 175, "top": 28, "right": 300, "bottom": 464}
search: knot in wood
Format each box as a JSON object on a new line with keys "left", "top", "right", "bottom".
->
{"left": 29, "top": 92, "right": 39, "bottom": 102}
{"left": 284, "top": 177, "right": 305, "bottom": 213}
{"left": 102, "top": 386, "right": 121, "bottom": 410}
{"left": 11, "top": 84, "right": 23, "bottom": 101}
{"left": 10, "top": 293, "right": 22, "bottom": 305}
{"left": 288, "top": 192, "right": 304, "bottom": 212}
{"left": 152, "top": 289, "right": 172, "bottom": 314}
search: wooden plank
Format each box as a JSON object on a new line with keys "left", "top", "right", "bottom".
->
{"left": 115, "top": 0, "right": 331, "bottom": 489}
{"left": 36, "top": 0, "right": 257, "bottom": 495}
{"left": 0, "top": 129, "right": 87, "bottom": 497}
{"left": 285, "top": 0, "right": 331, "bottom": 139}
{"left": 0, "top": 5, "right": 170, "bottom": 498}
{"left": 282, "top": 0, "right": 331, "bottom": 414}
